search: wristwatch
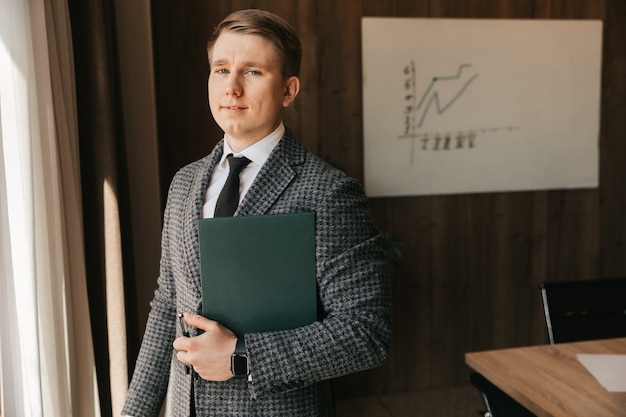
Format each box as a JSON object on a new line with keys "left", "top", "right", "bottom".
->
{"left": 231, "top": 337, "right": 249, "bottom": 377}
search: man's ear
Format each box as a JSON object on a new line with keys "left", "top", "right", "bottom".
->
{"left": 282, "top": 76, "right": 300, "bottom": 108}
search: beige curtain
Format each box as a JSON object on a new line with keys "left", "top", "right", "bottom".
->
{"left": 0, "top": 0, "right": 99, "bottom": 415}
{"left": 44, "top": 1, "right": 101, "bottom": 414}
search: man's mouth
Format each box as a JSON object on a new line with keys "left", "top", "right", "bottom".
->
{"left": 222, "top": 105, "right": 246, "bottom": 110}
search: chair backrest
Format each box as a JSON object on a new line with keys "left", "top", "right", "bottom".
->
{"left": 540, "top": 277, "right": 626, "bottom": 344}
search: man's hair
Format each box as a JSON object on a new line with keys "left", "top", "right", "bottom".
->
{"left": 207, "top": 9, "right": 302, "bottom": 77}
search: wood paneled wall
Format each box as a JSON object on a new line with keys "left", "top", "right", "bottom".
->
{"left": 151, "top": 0, "right": 626, "bottom": 398}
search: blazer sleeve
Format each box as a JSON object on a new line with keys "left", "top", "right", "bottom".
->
{"left": 244, "top": 173, "right": 393, "bottom": 398}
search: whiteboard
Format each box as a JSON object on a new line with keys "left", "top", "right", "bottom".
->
{"left": 362, "top": 18, "right": 602, "bottom": 197}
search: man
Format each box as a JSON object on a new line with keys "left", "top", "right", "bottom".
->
{"left": 122, "top": 9, "right": 392, "bottom": 417}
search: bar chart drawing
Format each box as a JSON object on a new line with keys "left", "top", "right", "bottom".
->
{"left": 362, "top": 18, "right": 602, "bottom": 197}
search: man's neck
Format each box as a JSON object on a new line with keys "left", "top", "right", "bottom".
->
{"left": 224, "top": 123, "right": 285, "bottom": 153}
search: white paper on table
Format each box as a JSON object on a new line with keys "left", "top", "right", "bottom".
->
{"left": 577, "top": 354, "right": 626, "bottom": 392}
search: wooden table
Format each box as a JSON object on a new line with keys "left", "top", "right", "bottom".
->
{"left": 465, "top": 338, "right": 626, "bottom": 417}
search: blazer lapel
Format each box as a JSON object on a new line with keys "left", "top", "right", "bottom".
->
{"left": 187, "top": 142, "right": 223, "bottom": 296}
{"left": 236, "top": 132, "right": 305, "bottom": 217}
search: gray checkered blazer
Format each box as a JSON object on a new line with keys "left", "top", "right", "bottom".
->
{"left": 122, "top": 130, "right": 392, "bottom": 417}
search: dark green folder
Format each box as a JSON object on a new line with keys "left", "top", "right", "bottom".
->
{"left": 199, "top": 212, "right": 317, "bottom": 337}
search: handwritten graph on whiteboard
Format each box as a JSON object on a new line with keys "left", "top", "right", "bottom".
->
{"left": 362, "top": 18, "right": 602, "bottom": 197}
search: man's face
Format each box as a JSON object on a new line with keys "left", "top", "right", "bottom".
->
{"left": 208, "top": 32, "right": 299, "bottom": 147}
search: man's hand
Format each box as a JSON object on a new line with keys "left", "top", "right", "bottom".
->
{"left": 173, "top": 313, "right": 238, "bottom": 381}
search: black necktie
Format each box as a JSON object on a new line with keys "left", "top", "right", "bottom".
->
{"left": 214, "top": 154, "right": 251, "bottom": 217}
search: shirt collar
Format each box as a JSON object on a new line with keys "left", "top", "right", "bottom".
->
{"left": 220, "top": 123, "right": 285, "bottom": 168}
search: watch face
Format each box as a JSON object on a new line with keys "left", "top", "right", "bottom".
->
{"left": 232, "top": 354, "right": 249, "bottom": 376}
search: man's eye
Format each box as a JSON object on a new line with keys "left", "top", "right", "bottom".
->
{"left": 215, "top": 68, "right": 229, "bottom": 74}
{"left": 246, "top": 69, "right": 261, "bottom": 76}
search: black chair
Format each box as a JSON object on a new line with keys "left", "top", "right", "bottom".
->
{"left": 540, "top": 277, "right": 626, "bottom": 344}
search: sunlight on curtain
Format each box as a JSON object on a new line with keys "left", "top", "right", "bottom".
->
{"left": 0, "top": 0, "right": 100, "bottom": 415}
{"left": 103, "top": 178, "right": 129, "bottom": 416}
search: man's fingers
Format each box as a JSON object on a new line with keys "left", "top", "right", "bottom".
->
{"left": 183, "top": 312, "right": 218, "bottom": 331}
{"left": 175, "top": 348, "right": 189, "bottom": 364}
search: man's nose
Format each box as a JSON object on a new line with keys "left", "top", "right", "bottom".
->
{"left": 226, "top": 75, "right": 242, "bottom": 96}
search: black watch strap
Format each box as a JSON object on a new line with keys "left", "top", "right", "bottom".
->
{"left": 231, "top": 337, "right": 249, "bottom": 377}
{"left": 235, "top": 337, "right": 246, "bottom": 354}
